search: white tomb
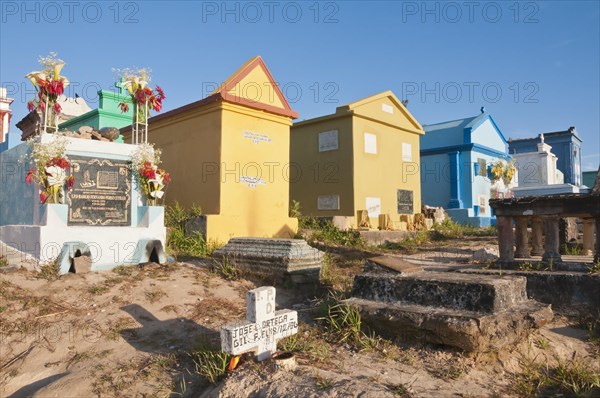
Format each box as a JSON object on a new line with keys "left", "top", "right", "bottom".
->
{"left": 0, "top": 133, "right": 167, "bottom": 273}
{"left": 221, "top": 286, "right": 298, "bottom": 361}
{"left": 512, "top": 134, "right": 580, "bottom": 197}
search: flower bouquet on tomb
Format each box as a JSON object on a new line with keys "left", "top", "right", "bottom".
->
{"left": 24, "top": 135, "right": 74, "bottom": 204}
{"left": 25, "top": 52, "right": 69, "bottom": 134}
{"left": 131, "top": 143, "right": 171, "bottom": 206}
{"left": 114, "top": 67, "right": 166, "bottom": 143}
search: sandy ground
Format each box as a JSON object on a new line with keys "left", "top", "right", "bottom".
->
{"left": 0, "top": 237, "right": 598, "bottom": 397}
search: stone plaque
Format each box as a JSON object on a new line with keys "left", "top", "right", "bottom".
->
{"left": 318, "top": 130, "right": 338, "bottom": 152}
{"left": 397, "top": 189, "right": 413, "bottom": 214}
{"left": 67, "top": 156, "right": 131, "bottom": 226}
{"left": 317, "top": 194, "right": 340, "bottom": 210}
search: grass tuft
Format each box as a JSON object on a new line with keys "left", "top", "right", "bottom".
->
{"left": 190, "top": 350, "right": 231, "bottom": 384}
{"left": 211, "top": 256, "right": 239, "bottom": 280}
{"left": 37, "top": 258, "right": 61, "bottom": 280}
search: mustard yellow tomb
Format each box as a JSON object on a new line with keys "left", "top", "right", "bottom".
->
{"left": 290, "top": 91, "right": 425, "bottom": 230}
{"left": 124, "top": 56, "right": 299, "bottom": 243}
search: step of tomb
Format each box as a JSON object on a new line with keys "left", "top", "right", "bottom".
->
{"left": 351, "top": 271, "right": 528, "bottom": 314}
{"left": 345, "top": 296, "right": 552, "bottom": 352}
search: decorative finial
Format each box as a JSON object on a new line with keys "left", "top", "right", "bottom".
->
{"left": 480, "top": 106, "right": 485, "bottom": 114}
{"left": 540, "top": 133, "right": 544, "bottom": 144}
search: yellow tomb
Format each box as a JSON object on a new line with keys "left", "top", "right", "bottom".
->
{"left": 125, "top": 56, "right": 299, "bottom": 243}
{"left": 290, "top": 91, "right": 425, "bottom": 230}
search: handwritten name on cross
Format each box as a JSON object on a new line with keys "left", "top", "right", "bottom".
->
{"left": 220, "top": 286, "right": 298, "bottom": 361}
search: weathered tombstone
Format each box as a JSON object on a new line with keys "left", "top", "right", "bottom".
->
{"left": 221, "top": 286, "right": 298, "bottom": 361}
{"left": 214, "top": 238, "right": 323, "bottom": 284}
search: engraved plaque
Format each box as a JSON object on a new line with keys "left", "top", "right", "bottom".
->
{"left": 397, "top": 189, "right": 413, "bottom": 214}
{"left": 67, "top": 156, "right": 131, "bottom": 226}
{"left": 319, "top": 130, "right": 338, "bottom": 152}
{"left": 317, "top": 195, "right": 340, "bottom": 210}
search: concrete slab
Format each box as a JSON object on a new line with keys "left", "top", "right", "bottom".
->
{"left": 364, "top": 256, "right": 423, "bottom": 274}
{"left": 347, "top": 270, "right": 552, "bottom": 351}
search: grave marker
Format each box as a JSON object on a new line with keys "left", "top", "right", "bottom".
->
{"left": 221, "top": 286, "right": 298, "bottom": 361}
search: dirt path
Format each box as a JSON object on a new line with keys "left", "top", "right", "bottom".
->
{"left": 0, "top": 239, "right": 598, "bottom": 397}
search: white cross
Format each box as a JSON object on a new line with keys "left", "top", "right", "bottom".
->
{"left": 220, "top": 286, "right": 298, "bottom": 361}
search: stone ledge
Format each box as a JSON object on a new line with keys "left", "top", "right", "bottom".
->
{"left": 345, "top": 297, "right": 552, "bottom": 352}
{"left": 352, "top": 272, "right": 528, "bottom": 313}
{"left": 458, "top": 268, "right": 600, "bottom": 315}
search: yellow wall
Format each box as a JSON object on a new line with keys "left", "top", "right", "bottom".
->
{"left": 206, "top": 102, "right": 297, "bottom": 242}
{"left": 290, "top": 115, "right": 354, "bottom": 217}
{"left": 352, "top": 116, "right": 422, "bottom": 228}
{"left": 290, "top": 93, "right": 424, "bottom": 229}
{"left": 142, "top": 103, "right": 222, "bottom": 213}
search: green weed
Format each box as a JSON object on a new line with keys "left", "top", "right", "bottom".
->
{"left": 318, "top": 300, "right": 379, "bottom": 351}
{"left": 587, "top": 262, "right": 600, "bottom": 274}
{"left": 513, "top": 353, "right": 600, "bottom": 397}
{"left": 519, "top": 262, "right": 549, "bottom": 272}
{"left": 190, "top": 350, "right": 231, "bottom": 384}
{"left": 211, "top": 256, "right": 239, "bottom": 280}
{"left": 564, "top": 244, "right": 583, "bottom": 256}
{"left": 300, "top": 217, "right": 365, "bottom": 248}
{"left": 165, "top": 203, "right": 222, "bottom": 258}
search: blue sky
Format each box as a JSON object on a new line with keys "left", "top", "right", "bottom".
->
{"left": 1, "top": 0, "right": 598, "bottom": 170}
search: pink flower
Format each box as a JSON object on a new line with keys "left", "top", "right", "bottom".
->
{"left": 40, "top": 191, "right": 48, "bottom": 203}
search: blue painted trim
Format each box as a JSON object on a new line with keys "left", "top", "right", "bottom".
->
{"left": 472, "top": 144, "right": 511, "bottom": 159}
{"left": 463, "top": 127, "right": 472, "bottom": 144}
{"left": 486, "top": 115, "right": 508, "bottom": 143}
{"left": 448, "top": 151, "right": 463, "bottom": 208}
{"left": 421, "top": 143, "right": 510, "bottom": 159}
{"left": 462, "top": 113, "right": 508, "bottom": 145}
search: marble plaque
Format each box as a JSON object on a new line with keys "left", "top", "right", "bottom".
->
{"left": 319, "top": 130, "right": 338, "bottom": 152}
{"left": 402, "top": 143, "right": 412, "bottom": 161}
{"left": 317, "top": 195, "right": 340, "bottom": 210}
{"left": 366, "top": 197, "right": 381, "bottom": 218}
{"left": 397, "top": 189, "right": 413, "bottom": 214}
{"left": 364, "top": 133, "right": 377, "bottom": 154}
{"left": 67, "top": 156, "right": 131, "bottom": 226}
